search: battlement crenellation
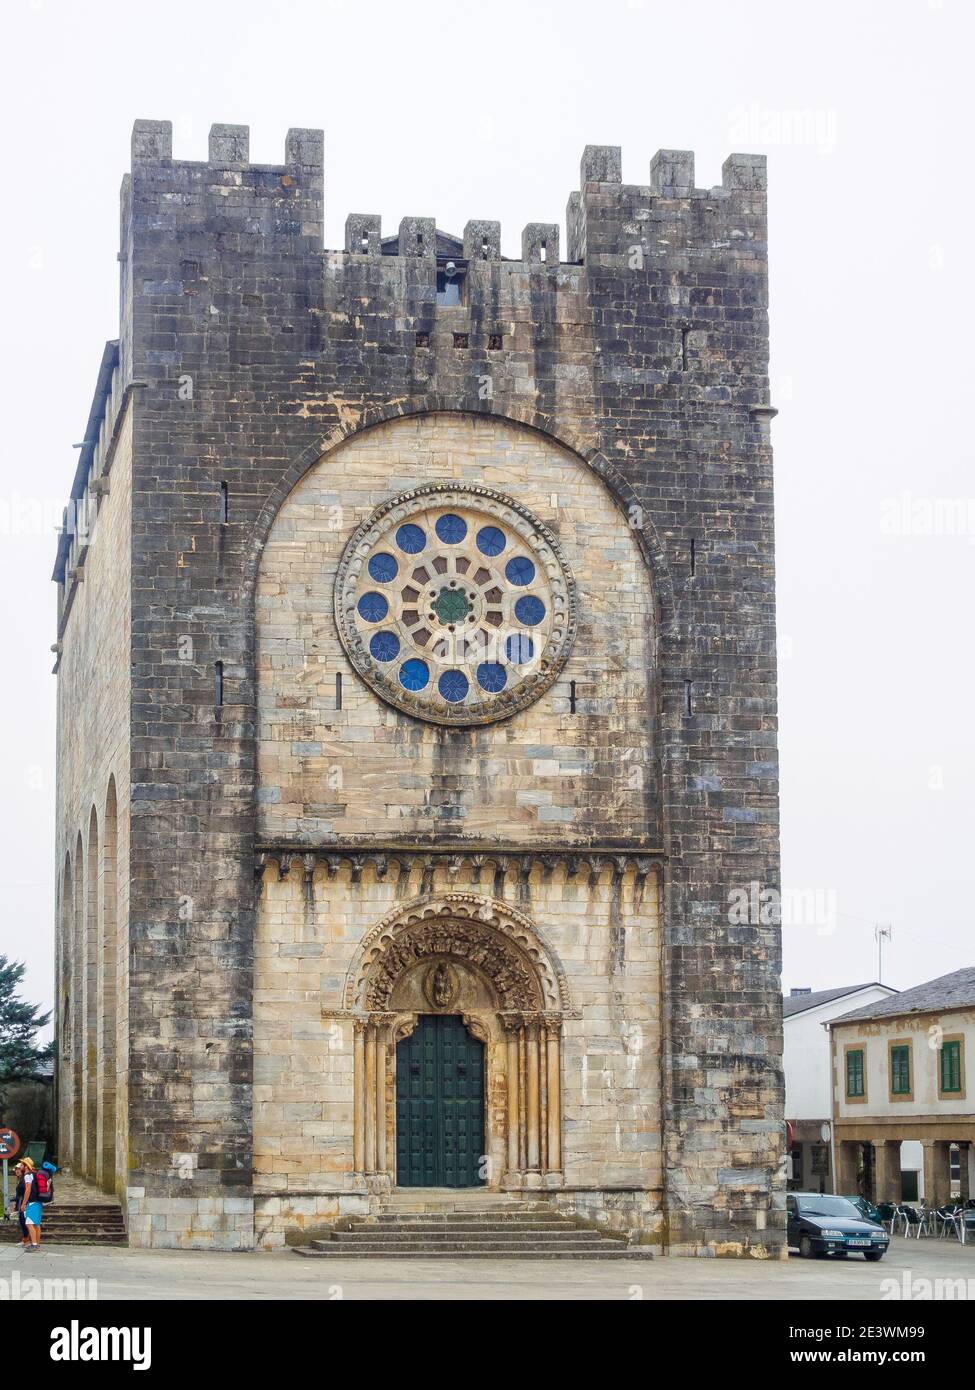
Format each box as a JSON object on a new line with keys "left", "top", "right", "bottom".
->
{"left": 127, "top": 121, "right": 766, "bottom": 265}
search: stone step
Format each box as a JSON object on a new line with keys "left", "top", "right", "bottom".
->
{"left": 369, "top": 1214, "right": 562, "bottom": 1224}
{"left": 26, "top": 1223, "right": 125, "bottom": 1235}
{"left": 291, "top": 1200, "right": 647, "bottom": 1260}
{"left": 33, "top": 1217, "right": 125, "bottom": 1228}
{"left": 41, "top": 1218, "right": 125, "bottom": 1226}
{"left": 313, "top": 1235, "right": 632, "bottom": 1252}
{"left": 296, "top": 1243, "right": 652, "bottom": 1260}
{"left": 368, "top": 1211, "right": 559, "bottom": 1222}
{"left": 3, "top": 1207, "right": 121, "bottom": 1217}
{"left": 378, "top": 1201, "right": 537, "bottom": 1213}
{"left": 328, "top": 1230, "right": 610, "bottom": 1245}
{"left": 36, "top": 1234, "right": 128, "bottom": 1246}
{"left": 379, "top": 1196, "right": 530, "bottom": 1204}
{"left": 4, "top": 1212, "right": 124, "bottom": 1222}
{"left": 18, "top": 1216, "right": 124, "bottom": 1225}
{"left": 0, "top": 1199, "right": 127, "bottom": 1247}
{"left": 337, "top": 1222, "right": 595, "bottom": 1235}
{"left": 23, "top": 1217, "right": 123, "bottom": 1228}
{"left": 38, "top": 1205, "right": 122, "bottom": 1215}
{"left": 0, "top": 1239, "right": 127, "bottom": 1251}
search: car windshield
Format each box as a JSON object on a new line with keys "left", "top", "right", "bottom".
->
{"left": 798, "top": 1196, "right": 863, "bottom": 1218}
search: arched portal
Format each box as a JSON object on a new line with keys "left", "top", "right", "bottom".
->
{"left": 343, "top": 894, "right": 570, "bottom": 1191}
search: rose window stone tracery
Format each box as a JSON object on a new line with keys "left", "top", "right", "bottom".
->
{"left": 335, "top": 483, "right": 577, "bottom": 725}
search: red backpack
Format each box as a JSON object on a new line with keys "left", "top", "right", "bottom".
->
{"left": 34, "top": 1170, "right": 54, "bottom": 1203}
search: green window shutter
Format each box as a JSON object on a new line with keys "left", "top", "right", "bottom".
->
{"left": 891, "top": 1045, "right": 911, "bottom": 1095}
{"left": 846, "top": 1049, "right": 864, "bottom": 1098}
{"left": 940, "top": 1041, "right": 961, "bottom": 1093}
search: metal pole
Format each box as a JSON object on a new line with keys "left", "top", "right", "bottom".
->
{"left": 2, "top": 1159, "right": 7, "bottom": 1221}
{"left": 875, "top": 924, "right": 892, "bottom": 982}
{"left": 825, "top": 1023, "right": 838, "bottom": 1194}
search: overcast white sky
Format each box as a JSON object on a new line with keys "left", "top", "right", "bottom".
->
{"left": 1, "top": 0, "right": 971, "bottom": 1035}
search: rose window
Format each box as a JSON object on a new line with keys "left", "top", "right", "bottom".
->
{"left": 334, "top": 483, "right": 577, "bottom": 725}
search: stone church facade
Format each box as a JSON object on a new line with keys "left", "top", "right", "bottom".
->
{"left": 53, "top": 121, "right": 783, "bottom": 1254}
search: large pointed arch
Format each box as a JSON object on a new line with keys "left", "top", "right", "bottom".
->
{"left": 84, "top": 806, "right": 99, "bottom": 1176}
{"left": 72, "top": 830, "right": 85, "bottom": 1169}
{"left": 98, "top": 776, "right": 118, "bottom": 1192}
{"left": 57, "top": 851, "right": 74, "bottom": 1162}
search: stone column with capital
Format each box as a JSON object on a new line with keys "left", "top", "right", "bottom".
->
{"left": 836, "top": 1139, "right": 860, "bottom": 1196}
{"left": 873, "top": 1138, "right": 901, "bottom": 1204}
{"left": 374, "top": 1033, "right": 387, "bottom": 1177}
{"left": 353, "top": 1020, "right": 366, "bottom": 1175}
{"left": 505, "top": 1023, "right": 520, "bottom": 1185}
{"left": 922, "top": 1140, "right": 951, "bottom": 1209}
{"left": 545, "top": 1022, "right": 562, "bottom": 1183}
{"left": 525, "top": 1022, "right": 541, "bottom": 1182}
{"left": 364, "top": 1026, "right": 376, "bottom": 1174}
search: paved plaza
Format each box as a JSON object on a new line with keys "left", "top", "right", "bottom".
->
{"left": 1, "top": 1235, "right": 972, "bottom": 1301}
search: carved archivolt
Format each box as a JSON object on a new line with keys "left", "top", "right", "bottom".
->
{"left": 345, "top": 893, "right": 570, "bottom": 1013}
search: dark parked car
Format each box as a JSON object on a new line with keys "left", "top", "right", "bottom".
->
{"left": 786, "top": 1192, "right": 890, "bottom": 1261}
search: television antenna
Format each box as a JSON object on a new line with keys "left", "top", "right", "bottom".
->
{"left": 875, "top": 923, "right": 893, "bottom": 982}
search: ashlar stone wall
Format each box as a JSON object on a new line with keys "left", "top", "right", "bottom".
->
{"left": 253, "top": 855, "right": 661, "bottom": 1247}
{"left": 54, "top": 399, "right": 132, "bottom": 1196}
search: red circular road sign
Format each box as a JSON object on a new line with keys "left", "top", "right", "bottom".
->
{"left": 0, "top": 1129, "right": 21, "bottom": 1160}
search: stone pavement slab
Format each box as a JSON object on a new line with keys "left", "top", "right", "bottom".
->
{"left": 0, "top": 1235, "right": 971, "bottom": 1300}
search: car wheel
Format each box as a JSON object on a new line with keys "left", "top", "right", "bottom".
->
{"left": 799, "top": 1234, "right": 816, "bottom": 1259}
{"left": 864, "top": 1251, "right": 884, "bottom": 1262}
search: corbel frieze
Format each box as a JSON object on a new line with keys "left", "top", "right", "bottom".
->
{"left": 257, "top": 845, "right": 662, "bottom": 890}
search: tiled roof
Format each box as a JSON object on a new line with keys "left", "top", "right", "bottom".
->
{"left": 832, "top": 967, "right": 975, "bottom": 1024}
{"left": 783, "top": 984, "right": 888, "bottom": 1018}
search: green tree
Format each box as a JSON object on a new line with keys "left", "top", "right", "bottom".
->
{"left": 0, "top": 956, "right": 52, "bottom": 1089}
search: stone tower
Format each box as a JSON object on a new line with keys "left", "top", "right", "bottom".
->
{"left": 53, "top": 121, "right": 783, "bottom": 1253}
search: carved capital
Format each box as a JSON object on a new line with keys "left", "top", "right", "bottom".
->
{"left": 461, "top": 1012, "right": 491, "bottom": 1044}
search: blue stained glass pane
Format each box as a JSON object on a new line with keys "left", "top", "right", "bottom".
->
{"left": 505, "top": 556, "right": 536, "bottom": 586}
{"left": 395, "top": 523, "right": 427, "bottom": 554}
{"left": 505, "top": 633, "right": 535, "bottom": 664}
{"left": 435, "top": 513, "right": 468, "bottom": 544}
{"left": 357, "top": 591, "right": 389, "bottom": 623}
{"left": 438, "top": 669, "right": 469, "bottom": 703}
{"left": 368, "top": 552, "right": 398, "bottom": 583}
{"left": 514, "top": 595, "right": 545, "bottom": 626}
{"left": 476, "top": 525, "right": 506, "bottom": 557}
{"left": 369, "top": 631, "right": 400, "bottom": 662}
{"left": 476, "top": 662, "right": 507, "bottom": 693}
{"left": 399, "top": 658, "right": 430, "bottom": 691}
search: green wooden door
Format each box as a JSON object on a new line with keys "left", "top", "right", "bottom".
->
{"left": 396, "top": 1014, "right": 485, "bottom": 1187}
